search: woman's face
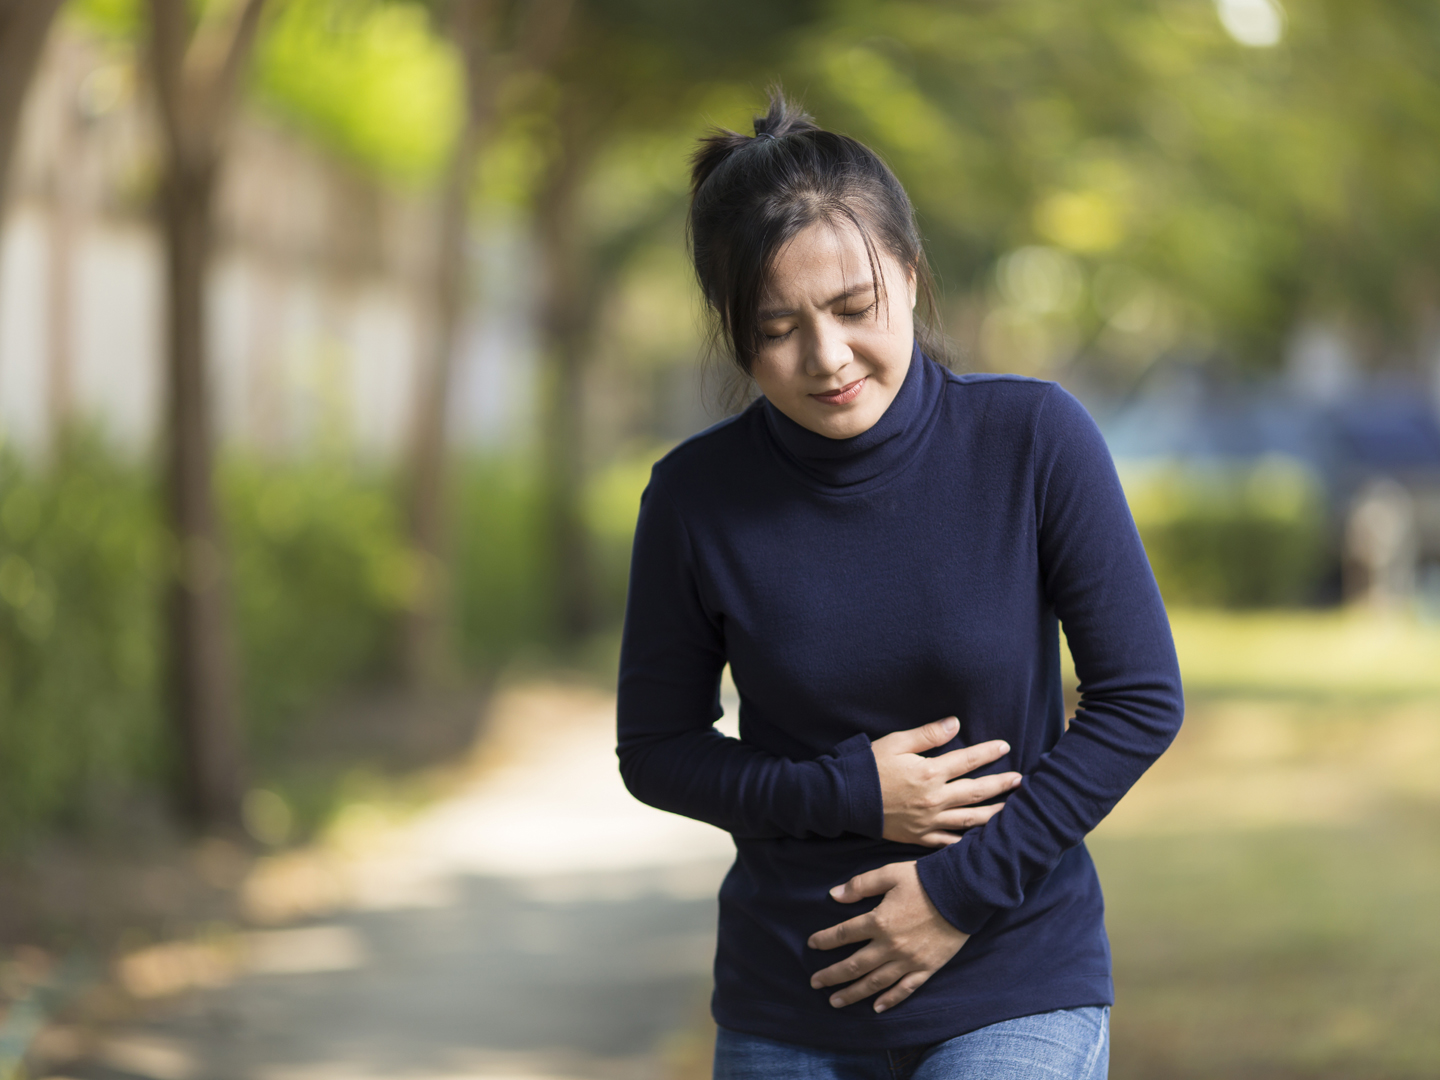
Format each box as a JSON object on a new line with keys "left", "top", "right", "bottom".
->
{"left": 751, "top": 219, "right": 917, "bottom": 440}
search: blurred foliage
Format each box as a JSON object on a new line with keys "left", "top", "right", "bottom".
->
{"left": 63, "top": 0, "right": 1440, "bottom": 371}
{"left": 1120, "top": 453, "right": 1329, "bottom": 606}
{"left": 450, "top": 456, "right": 554, "bottom": 664}
{"left": 253, "top": 0, "right": 462, "bottom": 184}
{"left": 221, "top": 457, "right": 411, "bottom": 746}
{"left": 584, "top": 446, "right": 666, "bottom": 621}
{"left": 791, "top": 0, "right": 1440, "bottom": 372}
{"left": 0, "top": 438, "right": 166, "bottom": 840}
{"left": 66, "top": 0, "right": 143, "bottom": 37}
{"left": 68, "top": 0, "right": 461, "bottom": 184}
{"left": 0, "top": 441, "right": 636, "bottom": 843}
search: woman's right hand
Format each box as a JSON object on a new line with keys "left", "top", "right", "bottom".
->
{"left": 871, "top": 717, "right": 1020, "bottom": 847}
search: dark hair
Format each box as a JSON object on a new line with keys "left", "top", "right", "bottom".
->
{"left": 687, "top": 89, "right": 946, "bottom": 381}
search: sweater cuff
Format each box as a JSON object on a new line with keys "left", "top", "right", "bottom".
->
{"left": 832, "top": 733, "right": 884, "bottom": 839}
{"left": 916, "top": 844, "right": 998, "bottom": 936}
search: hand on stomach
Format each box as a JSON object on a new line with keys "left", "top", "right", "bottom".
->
{"left": 808, "top": 860, "right": 968, "bottom": 1013}
{"left": 872, "top": 717, "right": 1021, "bottom": 847}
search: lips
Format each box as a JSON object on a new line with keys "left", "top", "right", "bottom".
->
{"left": 810, "top": 377, "right": 867, "bottom": 405}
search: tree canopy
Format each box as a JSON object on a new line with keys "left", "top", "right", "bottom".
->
{"left": 64, "top": 0, "right": 1440, "bottom": 376}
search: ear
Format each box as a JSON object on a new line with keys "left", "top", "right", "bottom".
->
{"left": 907, "top": 264, "right": 918, "bottom": 312}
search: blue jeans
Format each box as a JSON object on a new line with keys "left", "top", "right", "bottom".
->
{"left": 713, "top": 1007, "right": 1109, "bottom": 1080}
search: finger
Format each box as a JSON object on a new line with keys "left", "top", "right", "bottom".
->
{"left": 917, "top": 831, "right": 963, "bottom": 848}
{"left": 808, "top": 912, "right": 876, "bottom": 952}
{"left": 932, "top": 802, "right": 1006, "bottom": 831}
{"left": 810, "top": 943, "right": 888, "bottom": 988}
{"left": 878, "top": 716, "right": 959, "bottom": 756}
{"left": 935, "top": 772, "right": 1022, "bottom": 809}
{"left": 936, "top": 739, "right": 1011, "bottom": 780}
{"left": 874, "top": 967, "right": 937, "bottom": 1014}
{"left": 826, "top": 960, "right": 909, "bottom": 1009}
{"left": 828, "top": 864, "right": 906, "bottom": 904}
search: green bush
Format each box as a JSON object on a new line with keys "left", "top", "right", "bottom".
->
{"left": 584, "top": 447, "right": 667, "bottom": 629}
{"left": 448, "top": 449, "right": 656, "bottom": 661}
{"left": 1120, "top": 455, "right": 1330, "bottom": 608}
{"left": 451, "top": 457, "right": 556, "bottom": 664}
{"left": 221, "top": 457, "right": 410, "bottom": 750}
{"left": 0, "top": 445, "right": 418, "bottom": 839}
{"left": 0, "top": 439, "right": 167, "bottom": 838}
{"left": 0, "top": 442, "right": 601, "bottom": 842}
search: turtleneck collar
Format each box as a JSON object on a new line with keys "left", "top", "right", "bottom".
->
{"left": 761, "top": 342, "right": 946, "bottom": 492}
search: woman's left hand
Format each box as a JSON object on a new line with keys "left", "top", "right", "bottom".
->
{"left": 807, "top": 861, "right": 968, "bottom": 1013}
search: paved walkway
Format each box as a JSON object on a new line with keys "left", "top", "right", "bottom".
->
{"left": 61, "top": 683, "right": 738, "bottom": 1080}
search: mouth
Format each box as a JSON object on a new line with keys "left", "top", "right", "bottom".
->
{"left": 810, "top": 377, "right": 867, "bottom": 406}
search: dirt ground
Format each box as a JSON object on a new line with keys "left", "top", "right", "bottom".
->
{"left": 6, "top": 680, "right": 732, "bottom": 1080}
{"left": 6, "top": 679, "right": 1440, "bottom": 1080}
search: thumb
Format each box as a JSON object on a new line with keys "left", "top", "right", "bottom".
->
{"left": 882, "top": 716, "right": 959, "bottom": 756}
{"left": 830, "top": 863, "right": 909, "bottom": 903}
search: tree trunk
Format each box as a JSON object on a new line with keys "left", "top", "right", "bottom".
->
{"left": 146, "top": 0, "right": 268, "bottom": 829}
{"left": 536, "top": 146, "right": 595, "bottom": 642}
{"left": 0, "top": 0, "right": 65, "bottom": 211}
{"left": 401, "top": 117, "right": 482, "bottom": 686}
{"left": 401, "top": 0, "right": 572, "bottom": 681}
{"left": 46, "top": 47, "right": 81, "bottom": 453}
{"left": 161, "top": 156, "right": 244, "bottom": 826}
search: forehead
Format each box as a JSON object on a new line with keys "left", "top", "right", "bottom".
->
{"left": 761, "top": 219, "right": 883, "bottom": 303}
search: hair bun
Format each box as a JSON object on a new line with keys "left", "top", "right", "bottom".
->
{"left": 690, "top": 87, "right": 819, "bottom": 195}
{"left": 753, "top": 87, "right": 818, "bottom": 141}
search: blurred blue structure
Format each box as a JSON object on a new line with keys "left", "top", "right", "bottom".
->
{"left": 1100, "top": 356, "right": 1440, "bottom": 607}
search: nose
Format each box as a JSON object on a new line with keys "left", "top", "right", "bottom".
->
{"left": 804, "top": 320, "right": 851, "bottom": 378}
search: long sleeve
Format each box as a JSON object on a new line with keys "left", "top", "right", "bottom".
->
{"left": 615, "top": 473, "right": 884, "bottom": 841}
{"left": 915, "top": 385, "right": 1184, "bottom": 934}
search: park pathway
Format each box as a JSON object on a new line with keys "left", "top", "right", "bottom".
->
{"left": 68, "top": 682, "right": 739, "bottom": 1080}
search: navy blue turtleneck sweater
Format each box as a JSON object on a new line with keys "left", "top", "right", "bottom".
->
{"left": 616, "top": 347, "right": 1183, "bottom": 1050}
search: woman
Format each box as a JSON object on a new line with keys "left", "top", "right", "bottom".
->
{"left": 616, "top": 93, "right": 1183, "bottom": 1080}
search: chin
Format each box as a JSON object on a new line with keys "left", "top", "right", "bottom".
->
{"left": 807, "top": 405, "right": 880, "bottom": 440}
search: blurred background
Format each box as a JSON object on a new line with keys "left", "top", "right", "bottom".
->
{"left": 1, "top": 0, "right": 1438, "bottom": 1077}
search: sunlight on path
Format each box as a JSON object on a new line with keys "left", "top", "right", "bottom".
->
{"left": 404, "top": 684, "right": 735, "bottom": 881}
{"left": 60, "top": 682, "right": 735, "bottom": 1080}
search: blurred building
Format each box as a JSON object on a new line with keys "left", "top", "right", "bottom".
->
{"left": 1102, "top": 331, "right": 1440, "bottom": 609}
{"left": 0, "top": 27, "right": 538, "bottom": 462}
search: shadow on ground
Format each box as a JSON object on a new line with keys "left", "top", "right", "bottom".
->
{"left": 63, "top": 864, "right": 723, "bottom": 1080}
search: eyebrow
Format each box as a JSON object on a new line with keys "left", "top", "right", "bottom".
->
{"left": 757, "top": 282, "right": 876, "bottom": 322}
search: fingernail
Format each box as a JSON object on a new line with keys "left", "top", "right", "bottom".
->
{"left": 1010, "top": 775, "right": 1021, "bottom": 787}
{"left": 830, "top": 996, "right": 843, "bottom": 1008}
{"left": 874, "top": 1003, "right": 887, "bottom": 1014}
{"left": 829, "top": 886, "right": 843, "bottom": 899}
{"left": 999, "top": 741, "right": 1010, "bottom": 753}
{"left": 810, "top": 978, "right": 821, "bottom": 989}
{"left": 944, "top": 717, "right": 959, "bottom": 730}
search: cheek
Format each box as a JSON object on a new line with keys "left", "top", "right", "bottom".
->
{"left": 751, "top": 351, "right": 802, "bottom": 398}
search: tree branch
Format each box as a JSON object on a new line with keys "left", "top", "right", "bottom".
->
{"left": 150, "top": 0, "right": 272, "bottom": 162}
{"left": 209, "top": 0, "right": 270, "bottom": 131}
{"left": 0, "top": 0, "right": 65, "bottom": 204}
{"left": 146, "top": 0, "right": 193, "bottom": 155}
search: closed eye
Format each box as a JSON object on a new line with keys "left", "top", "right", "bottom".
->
{"left": 839, "top": 302, "right": 876, "bottom": 321}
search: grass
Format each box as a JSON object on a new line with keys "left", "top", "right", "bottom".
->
{"left": 1166, "top": 609, "right": 1440, "bottom": 700}
{"left": 1061, "top": 608, "right": 1440, "bottom": 701}
{"left": 1086, "top": 609, "right": 1440, "bottom": 1078}
{"left": 1096, "top": 809, "right": 1440, "bottom": 1079}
